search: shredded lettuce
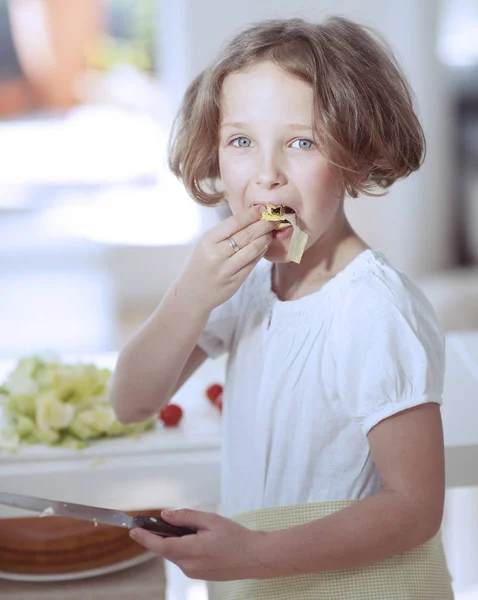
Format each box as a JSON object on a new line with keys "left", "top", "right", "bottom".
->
{"left": 0, "top": 354, "right": 155, "bottom": 450}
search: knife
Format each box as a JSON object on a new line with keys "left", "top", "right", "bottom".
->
{"left": 0, "top": 492, "right": 197, "bottom": 537}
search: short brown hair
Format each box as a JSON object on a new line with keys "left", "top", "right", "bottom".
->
{"left": 168, "top": 16, "right": 425, "bottom": 204}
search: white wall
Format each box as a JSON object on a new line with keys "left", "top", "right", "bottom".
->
{"left": 159, "top": 0, "right": 455, "bottom": 277}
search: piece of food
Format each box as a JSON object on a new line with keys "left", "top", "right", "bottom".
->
{"left": 260, "top": 205, "right": 308, "bottom": 263}
{"left": 260, "top": 205, "right": 295, "bottom": 230}
{"left": 206, "top": 383, "right": 223, "bottom": 405}
{"left": 205, "top": 383, "right": 224, "bottom": 412}
{"left": 158, "top": 403, "right": 183, "bottom": 427}
{"left": 0, "top": 354, "right": 155, "bottom": 450}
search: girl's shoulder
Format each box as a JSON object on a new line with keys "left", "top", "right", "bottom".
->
{"left": 332, "top": 251, "right": 446, "bottom": 436}
{"left": 340, "top": 249, "right": 435, "bottom": 309}
{"left": 335, "top": 249, "right": 443, "bottom": 340}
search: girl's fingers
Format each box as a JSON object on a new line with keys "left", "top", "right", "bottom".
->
{"left": 197, "top": 205, "right": 275, "bottom": 293}
{"left": 216, "top": 219, "right": 277, "bottom": 263}
{"left": 227, "top": 219, "right": 277, "bottom": 253}
{"left": 230, "top": 245, "right": 269, "bottom": 282}
{"left": 212, "top": 206, "right": 266, "bottom": 242}
{"left": 227, "top": 231, "right": 272, "bottom": 274}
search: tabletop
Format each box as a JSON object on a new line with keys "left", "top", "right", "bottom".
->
{"left": 0, "top": 329, "right": 477, "bottom": 512}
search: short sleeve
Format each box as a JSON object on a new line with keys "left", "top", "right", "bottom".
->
{"left": 334, "top": 273, "right": 446, "bottom": 436}
{"left": 197, "top": 291, "right": 243, "bottom": 359}
{"left": 197, "top": 259, "right": 268, "bottom": 358}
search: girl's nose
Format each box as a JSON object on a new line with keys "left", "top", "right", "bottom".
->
{"left": 255, "top": 155, "right": 287, "bottom": 190}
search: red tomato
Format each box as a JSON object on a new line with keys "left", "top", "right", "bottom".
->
{"left": 159, "top": 403, "right": 183, "bottom": 427}
{"left": 215, "top": 392, "right": 223, "bottom": 413}
{"left": 206, "top": 383, "right": 223, "bottom": 404}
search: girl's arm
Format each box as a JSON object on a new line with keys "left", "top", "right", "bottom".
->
{"left": 110, "top": 206, "right": 276, "bottom": 424}
{"left": 127, "top": 401, "right": 445, "bottom": 582}
{"left": 257, "top": 402, "right": 445, "bottom": 576}
{"left": 110, "top": 286, "right": 209, "bottom": 424}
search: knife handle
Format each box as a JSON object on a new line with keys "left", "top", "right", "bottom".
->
{"left": 132, "top": 515, "right": 198, "bottom": 537}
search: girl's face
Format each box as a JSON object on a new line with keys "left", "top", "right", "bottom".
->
{"left": 218, "top": 60, "right": 345, "bottom": 264}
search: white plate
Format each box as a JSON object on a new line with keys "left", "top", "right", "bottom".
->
{"left": 0, "top": 550, "right": 156, "bottom": 582}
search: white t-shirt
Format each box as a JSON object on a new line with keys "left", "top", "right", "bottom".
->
{"left": 198, "top": 249, "right": 445, "bottom": 517}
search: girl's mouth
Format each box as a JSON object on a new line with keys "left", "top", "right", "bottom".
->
{"left": 260, "top": 204, "right": 308, "bottom": 263}
{"left": 272, "top": 224, "right": 293, "bottom": 240}
{"left": 270, "top": 206, "right": 294, "bottom": 238}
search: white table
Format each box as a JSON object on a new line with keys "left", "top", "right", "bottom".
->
{"left": 441, "top": 330, "right": 478, "bottom": 487}
{"left": 438, "top": 330, "right": 478, "bottom": 593}
{"left": 0, "top": 354, "right": 224, "bottom": 599}
{"left": 0, "top": 353, "right": 224, "bottom": 518}
{"left": 1, "top": 331, "right": 477, "bottom": 506}
{"left": 0, "top": 331, "right": 477, "bottom": 597}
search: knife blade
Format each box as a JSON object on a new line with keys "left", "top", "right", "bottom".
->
{"left": 0, "top": 492, "right": 197, "bottom": 537}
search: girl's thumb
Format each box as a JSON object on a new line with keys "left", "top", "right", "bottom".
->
{"left": 161, "top": 508, "right": 213, "bottom": 530}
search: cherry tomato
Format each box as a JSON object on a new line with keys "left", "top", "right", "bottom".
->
{"left": 215, "top": 392, "right": 223, "bottom": 413}
{"left": 206, "top": 383, "right": 223, "bottom": 404}
{"left": 159, "top": 403, "right": 183, "bottom": 427}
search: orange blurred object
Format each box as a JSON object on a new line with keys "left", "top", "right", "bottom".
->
{"left": 2, "top": 0, "right": 102, "bottom": 113}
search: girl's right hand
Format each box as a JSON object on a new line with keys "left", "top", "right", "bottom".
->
{"left": 176, "top": 206, "right": 276, "bottom": 313}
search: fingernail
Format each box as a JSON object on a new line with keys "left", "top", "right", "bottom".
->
{"left": 161, "top": 510, "right": 173, "bottom": 518}
{"left": 129, "top": 529, "right": 139, "bottom": 539}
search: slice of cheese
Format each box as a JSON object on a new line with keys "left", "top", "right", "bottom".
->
{"left": 260, "top": 205, "right": 308, "bottom": 263}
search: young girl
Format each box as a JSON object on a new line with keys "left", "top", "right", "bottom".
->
{"left": 110, "top": 16, "right": 454, "bottom": 599}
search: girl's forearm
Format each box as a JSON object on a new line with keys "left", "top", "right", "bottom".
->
{"left": 110, "top": 282, "right": 210, "bottom": 424}
{"left": 256, "top": 490, "right": 442, "bottom": 578}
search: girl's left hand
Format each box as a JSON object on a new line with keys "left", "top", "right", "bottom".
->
{"left": 129, "top": 508, "right": 270, "bottom": 581}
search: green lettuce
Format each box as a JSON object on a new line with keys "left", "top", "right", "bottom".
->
{"left": 0, "top": 354, "right": 155, "bottom": 450}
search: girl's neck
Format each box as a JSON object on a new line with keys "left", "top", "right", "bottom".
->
{"left": 271, "top": 214, "right": 369, "bottom": 302}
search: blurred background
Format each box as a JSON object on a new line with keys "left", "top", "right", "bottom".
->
{"left": 0, "top": 1, "right": 478, "bottom": 598}
{"left": 0, "top": 0, "right": 477, "bottom": 359}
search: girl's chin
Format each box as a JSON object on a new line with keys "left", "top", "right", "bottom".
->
{"left": 263, "top": 242, "right": 294, "bottom": 264}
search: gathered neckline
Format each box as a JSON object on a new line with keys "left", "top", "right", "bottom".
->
{"left": 261, "top": 249, "right": 387, "bottom": 316}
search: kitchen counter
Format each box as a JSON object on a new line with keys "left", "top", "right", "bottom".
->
{"left": 0, "top": 332, "right": 477, "bottom": 599}
{"left": 441, "top": 330, "right": 478, "bottom": 487}
{"left": 1, "top": 557, "right": 166, "bottom": 600}
{"left": 0, "top": 353, "right": 224, "bottom": 518}
{"left": 1, "top": 331, "right": 478, "bottom": 514}
{"left": 0, "top": 353, "right": 221, "bottom": 598}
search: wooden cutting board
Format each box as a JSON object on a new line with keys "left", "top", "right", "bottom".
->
{"left": 0, "top": 509, "right": 164, "bottom": 575}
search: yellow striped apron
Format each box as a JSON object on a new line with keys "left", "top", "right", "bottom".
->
{"left": 208, "top": 501, "right": 454, "bottom": 599}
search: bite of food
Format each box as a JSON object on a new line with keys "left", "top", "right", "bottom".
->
{"left": 260, "top": 205, "right": 309, "bottom": 263}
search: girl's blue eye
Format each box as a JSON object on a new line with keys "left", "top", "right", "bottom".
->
{"left": 292, "top": 138, "right": 314, "bottom": 150}
{"left": 232, "top": 137, "right": 252, "bottom": 147}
